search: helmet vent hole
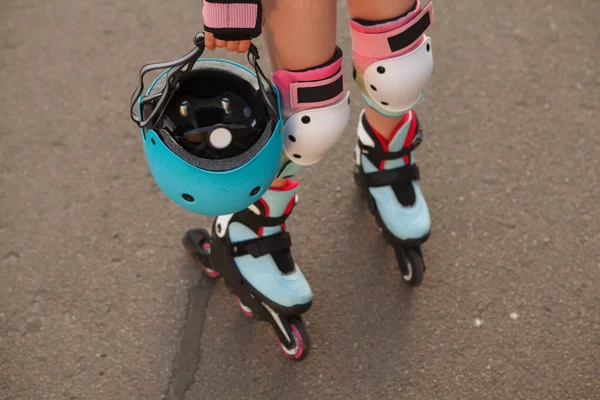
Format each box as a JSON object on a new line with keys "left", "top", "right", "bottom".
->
{"left": 301, "top": 116, "right": 311, "bottom": 124}
{"left": 217, "top": 224, "right": 222, "bottom": 234}
{"left": 288, "top": 135, "right": 296, "bottom": 142}
{"left": 377, "top": 66, "right": 386, "bottom": 74}
{"left": 250, "top": 186, "right": 261, "bottom": 196}
{"left": 381, "top": 101, "right": 389, "bottom": 106}
{"left": 426, "top": 43, "right": 431, "bottom": 52}
{"left": 151, "top": 138, "right": 156, "bottom": 145}
{"left": 293, "top": 154, "right": 302, "bottom": 159}
{"left": 182, "top": 193, "right": 194, "bottom": 202}
{"left": 370, "top": 85, "right": 377, "bottom": 91}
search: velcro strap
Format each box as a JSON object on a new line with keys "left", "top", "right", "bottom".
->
{"left": 290, "top": 67, "right": 345, "bottom": 109}
{"left": 202, "top": 0, "right": 262, "bottom": 40}
{"left": 351, "top": 2, "right": 434, "bottom": 59}
{"left": 293, "top": 69, "right": 344, "bottom": 106}
{"left": 363, "top": 165, "right": 420, "bottom": 187}
{"left": 237, "top": 209, "right": 292, "bottom": 228}
{"left": 230, "top": 232, "right": 292, "bottom": 258}
{"left": 236, "top": 198, "right": 297, "bottom": 229}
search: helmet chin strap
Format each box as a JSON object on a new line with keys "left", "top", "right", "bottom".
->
{"left": 130, "top": 33, "right": 207, "bottom": 129}
{"left": 247, "top": 44, "right": 278, "bottom": 119}
{"left": 131, "top": 34, "right": 280, "bottom": 132}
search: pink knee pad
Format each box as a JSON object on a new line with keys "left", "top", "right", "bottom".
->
{"left": 272, "top": 48, "right": 351, "bottom": 166}
{"left": 350, "top": 1, "right": 435, "bottom": 117}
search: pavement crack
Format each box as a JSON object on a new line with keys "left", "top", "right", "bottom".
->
{"left": 163, "top": 268, "right": 216, "bottom": 400}
{"left": 2, "top": 251, "right": 20, "bottom": 265}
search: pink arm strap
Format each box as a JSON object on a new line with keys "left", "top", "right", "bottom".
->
{"left": 289, "top": 68, "right": 345, "bottom": 109}
{"left": 272, "top": 55, "right": 346, "bottom": 111}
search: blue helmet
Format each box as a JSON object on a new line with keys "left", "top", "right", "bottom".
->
{"left": 130, "top": 33, "right": 283, "bottom": 216}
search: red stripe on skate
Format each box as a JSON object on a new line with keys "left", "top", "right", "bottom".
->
{"left": 369, "top": 112, "right": 411, "bottom": 170}
{"left": 269, "top": 178, "right": 300, "bottom": 191}
{"left": 280, "top": 195, "right": 297, "bottom": 231}
{"left": 403, "top": 111, "right": 417, "bottom": 165}
{"left": 258, "top": 198, "right": 270, "bottom": 237}
{"left": 386, "top": 111, "right": 411, "bottom": 149}
{"left": 370, "top": 127, "right": 388, "bottom": 170}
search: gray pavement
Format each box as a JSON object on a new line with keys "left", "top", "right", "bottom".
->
{"left": 1, "top": 0, "right": 599, "bottom": 399}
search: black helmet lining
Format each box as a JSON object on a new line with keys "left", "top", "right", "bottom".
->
{"left": 144, "top": 60, "right": 279, "bottom": 172}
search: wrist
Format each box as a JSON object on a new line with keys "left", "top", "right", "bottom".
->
{"left": 202, "top": 0, "right": 263, "bottom": 41}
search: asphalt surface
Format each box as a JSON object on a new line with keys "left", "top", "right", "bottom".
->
{"left": 1, "top": 0, "right": 599, "bottom": 399}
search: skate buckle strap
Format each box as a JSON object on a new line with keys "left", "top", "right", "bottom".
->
{"left": 364, "top": 164, "right": 420, "bottom": 187}
{"left": 359, "top": 126, "right": 423, "bottom": 161}
{"left": 237, "top": 201, "right": 297, "bottom": 228}
{"left": 229, "top": 232, "right": 292, "bottom": 258}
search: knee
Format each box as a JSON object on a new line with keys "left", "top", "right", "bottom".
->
{"left": 272, "top": 46, "right": 351, "bottom": 166}
{"left": 350, "top": 1, "right": 436, "bottom": 117}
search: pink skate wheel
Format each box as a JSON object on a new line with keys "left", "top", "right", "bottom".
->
{"left": 237, "top": 297, "right": 254, "bottom": 317}
{"left": 200, "top": 242, "right": 220, "bottom": 278}
{"left": 278, "top": 320, "right": 310, "bottom": 361}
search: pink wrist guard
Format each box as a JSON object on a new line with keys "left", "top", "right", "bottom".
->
{"left": 202, "top": 0, "right": 262, "bottom": 41}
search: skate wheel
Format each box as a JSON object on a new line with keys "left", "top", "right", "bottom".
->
{"left": 400, "top": 248, "right": 424, "bottom": 286}
{"left": 237, "top": 297, "right": 253, "bottom": 317}
{"left": 182, "top": 229, "right": 210, "bottom": 254}
{"left": 183, "top": 229, "right": 220, "bottom": 278}
{"left": 201, "top": 264, "right": 220, "bottom": 279}
{"left": 278, "top": 318, "right": 310, "bottom": 361}
{"left": 199, "top": 241, "right": 220, "bottom": 278}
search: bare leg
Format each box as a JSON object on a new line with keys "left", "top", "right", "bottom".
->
{"left": 262, "top": 0, "right": 338, "bottom": 187}
{"left": 346, "top": 0, "right": 416, "bottom": 22}
{"left": 347, "top": 0, "right": 417, "bottom": 139}
{"left": 263, "top": 0, "right": 338, "bottom": 71}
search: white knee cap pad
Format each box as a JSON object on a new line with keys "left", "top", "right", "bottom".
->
{"left": 363, "top": 38, "right": 433, "bottom": 116}
{"left": 271, "top": 47, "right": 352, "bottom": 168}
{"left": 351, "top": 1, "right": 435, "bottom": 117}
{"left": 282, "top": 92, "right": 351, "bottom": 166}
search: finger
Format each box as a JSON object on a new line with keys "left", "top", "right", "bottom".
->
{"left": 205, "top": 33, "right": 216, "bottom": 50}
{"left": 226, "top": 40, "right": 240, "bottom": 51}
{"left": 236, "top": 40, "right": 251, "bottom": 53}
{"left": 215, "top": 39, "right": 226, "bottom": 48}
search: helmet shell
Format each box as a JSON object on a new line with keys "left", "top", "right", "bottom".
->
{"left": 138, "top": 59, "right": 283, "bottom": 216}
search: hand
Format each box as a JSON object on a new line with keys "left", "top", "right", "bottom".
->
{"left": 203, "top": 5, "right": 266, "bottom": 53}
{"left": 205, "top": 33, "right": 252, "bottom": 53}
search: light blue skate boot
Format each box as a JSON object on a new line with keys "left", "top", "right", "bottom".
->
{"left": 354, "top": 109, "right": 431, "bottom": 286}
{"left": 183, "top": 179, "right": 312, "bottom": 360}
{"left": 214, "top": 179, "right": 312, "bottom": 313}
